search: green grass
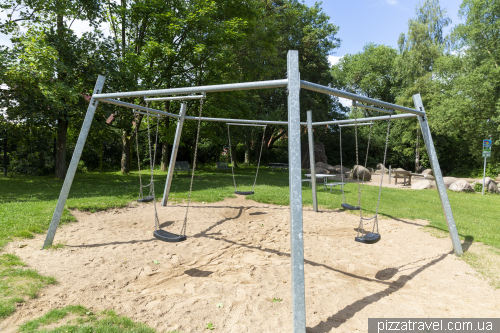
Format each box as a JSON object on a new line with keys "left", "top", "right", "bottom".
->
{"left": 19, "top": 305, "right": 163, "bottom": 332}
{"left": 0, "top": 253, "right": 56, "bottom": 318}
{"left": 0, "top": 166, "right": 499, "bottom": 249}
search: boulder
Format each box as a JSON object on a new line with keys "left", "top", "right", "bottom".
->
{"left": 332, "top": 165, "right": 350, "bottom": 174}
{"left": 376, "top": 163, "right": 385, "bottom": 170}
{"left": 411, "top": 180, "right": 433, "bottom": 190}
{"left": 367, "top": 167, "right": 375, "bottom": 173}
{"left": 449, "top": 180, "right": 475, "bottom": 193}
{"left": 307, "top": 167, "right": 328, "bottom": 175}
{"left": 422, "top": 169, "right": 433, "bottom": 176}
{"left": 351, "top": 165, "right": 372, "bottom": 181}
{"left": 301, "top": 142, "right": 328, "bottom": 169}
{"left": 394, "top": 168, "right": 406, "bottom": 172}
{"left": 442, "top": 177, "right": 458, "bottom": 189}
{"left": 484, "top": 177, "right": 493, "bottom": 186}
{"left": 488, "top": 181, "right": 499, "bottom": 194}
{"left": 315, "top": 162, "right": 335, "bottom": 172}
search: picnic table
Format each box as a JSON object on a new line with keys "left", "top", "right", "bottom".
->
{"left": 305, "top": 173, "right": 337, "bottom": 190}
{"left": 393, "top": 170, "right": 412, "bottom": 185}
{"left": 269, "top": 163, "right": 289, "bottom": 171}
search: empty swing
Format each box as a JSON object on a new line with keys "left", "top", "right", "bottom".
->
{"left": 339, "top": 116, "right": 373, "bottom": 210}
{"left": 135, "top": 108, "right": 160, "bottom": 203}
{"left": 353, "top": 106, "right": 392, "bottom": 244}
{"left": 153, "top": 95, "right": 205, "bottom": 243}
{"left": 226, "top": 123, "right": 266, "bottom": 195}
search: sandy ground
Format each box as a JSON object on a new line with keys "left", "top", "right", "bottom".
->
{"left": 2, "top": 196, "right": 500, "bottom": 332}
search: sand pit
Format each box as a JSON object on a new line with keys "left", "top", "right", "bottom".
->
{"left": 2, "top": 196, "right": 500, "bottom": 332}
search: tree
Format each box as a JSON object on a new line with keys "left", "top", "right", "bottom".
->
{"left": 0, "top": 0, "right": 106, "bottom": 178}
{"left": 428, "top": 0, "right": 500, "bottom": 162}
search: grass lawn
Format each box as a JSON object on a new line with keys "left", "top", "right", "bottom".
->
{"left": 19, "top": 305, "right": 165, "bottom": 332}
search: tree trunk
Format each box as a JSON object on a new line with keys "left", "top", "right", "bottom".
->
{"left": 55, "top": 118, "right": 68, "bottom": 179}
{"left": 244, "top": 139, "right": 250, "bottom": 164}
{"left": 121, "top": 129, "right": 131, "bottom": 173}
{"left": 161, "top": 142, "right": 169, "bottom": 171}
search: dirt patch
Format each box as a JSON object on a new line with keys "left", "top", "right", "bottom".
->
{"left": 2, "top": 196, "right": 500, "bottom": 332}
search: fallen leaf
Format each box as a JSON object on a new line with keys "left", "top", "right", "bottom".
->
{"left": 216, "top": 303, "right": 223, "bottom": 308}
{"left": 18, "top": 244, "right": 27, "bottom": 248}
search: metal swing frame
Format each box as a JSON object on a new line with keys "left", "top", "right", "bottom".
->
{"left": 42, "top": 50, "right": 463, "bottom": 333}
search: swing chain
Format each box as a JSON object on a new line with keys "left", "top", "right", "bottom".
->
{"left": 135, "top": 114, "right": 144, "bottom": 199}
{"left": 181, "top": 94, "right": 205, "bottom": 236}
{"left": 227, "top": 125, "right": 237, "bottom": 192}
{"left": 372, "top": 115, "right": 392, "bottom": 234}
{"left": 252, "top": 126, "right": 266, "bottom": 192}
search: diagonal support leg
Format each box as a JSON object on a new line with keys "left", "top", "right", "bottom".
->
{"left": 43, "top": 75, "right": 106, "bottom": 248}
{"left": 413, "top": 93, "right": 463, "bottom": 256}
{"left": 161, "top": 103, "right": 187, "bottom": 206}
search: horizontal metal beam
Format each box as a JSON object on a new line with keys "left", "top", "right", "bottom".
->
{"left": 133, "top": 110, "right": 161, "bottom": 118}
{"left": 313, "top": 113, "right": 417, "bottom": 126}
{"left": 227, "top": 123, "right": 267, "bottom": 127}
{"left": 145, "top": 95, "right": 205, "bottom": 102}
{"left": 101, "top": 99, "right": 181, "bottom": 118}
{"left": 338, "top": 122, "right": 372, "bottom": 127}
{"left": 93, "top": 79, "right": 288, "bottom": 100}
{"left": 300, "top": 80, "right": 425, "bottom": 116}
{"left": 353, "top": 101, "right": 394, "bottom": 114}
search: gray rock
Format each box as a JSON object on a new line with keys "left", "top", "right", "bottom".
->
{"left": 394, "top": 168, "right": 406, "bottom": 172}
{"left": 376, "top": 163, "right": 385, "bottom": 170}
{"left": 411, "top": 180, "right": 433, "bottom": 190}
{"left": 308, "top": 167, "right": 328, "bottom": 175}
{"left": 422, "top": 169, "right": 433, "bottom": 176}
{"left": 488, "top": 181, "right": 499, "bottom": 194}
{"left": 442, "top": 177, "right": 458, "bottom": 189}
{"left": 332, "top": 165, "right": 350, "bottom": 174}
{"left": 315, "top": 162, "right": 335, "bottom": 172}
{"left": 449, "top": 180, "right": 475, "bottom": 192}
{"left": 351, "top": 165, "right": 372, "bottom": 181}
{"left": 301, "top": 142, "right": 328, "bottom": 169}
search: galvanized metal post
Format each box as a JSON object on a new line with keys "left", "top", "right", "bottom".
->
{"left": 287, "top": 50, "right": 306, "bottom": 333}
{"left": 43, "top": 75, "right": 106, "bottom": 248}
{"left": 413, "top": 94, "right": 463, "bottom": 256}
{"left": 482, "top": 156, "right": 487, "bottom": 195}
{"left": 161, "top": 103, "right": 187, "bottom": 206}
{"left": 306, "top": 111, "right": 318, "bottom": 212}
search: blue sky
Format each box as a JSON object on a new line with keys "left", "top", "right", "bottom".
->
{"left": 301, "top": 0, "right": 464, "bottom": 63}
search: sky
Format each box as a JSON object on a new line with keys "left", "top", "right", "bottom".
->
{"left": 300, "top": 0, "right": 464, "bottom": 66}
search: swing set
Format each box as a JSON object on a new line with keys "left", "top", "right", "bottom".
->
{"left": 42, "top": 50, "right": 464, "bottom": 333}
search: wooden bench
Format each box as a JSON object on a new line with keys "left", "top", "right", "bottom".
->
{"left": 174, "top": 161, "right": 193, "bottom": 174}
{"left": 216, "top": 162, "right": 231, "bottom": 172}
{"left": 393, "top": 170, "right": 412, "bottom": 185}
{"left": 325, "top": 182, "right": 345, "bottom": 193}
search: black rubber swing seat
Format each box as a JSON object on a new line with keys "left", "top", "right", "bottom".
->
{"left": 153, "top": 229, "right": 187, "bottom": 242}
{"left": 341, "top": 203, "right": 360, "bottom": 210}
{"left": 355, "top": 232, "right": 381, "bottom": 244}
{"left": 235, "top": 191, "right": 254, "bottom": 195}
{"left": 137, "top": 195, "right": 154, "bottom": 203}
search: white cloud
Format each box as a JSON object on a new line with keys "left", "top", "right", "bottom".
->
{"left": 386, "top": 0, "right": 398, "bottom": 5}
{"left": 328, "top": 55, "right": 342, "bottom": 66}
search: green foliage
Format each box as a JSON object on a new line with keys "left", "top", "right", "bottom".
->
{"left": 205, "top": 322, "right": 215, "bottom": 330}
{"left": 0, "top": 254, "right": 56, "bottom": 319}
